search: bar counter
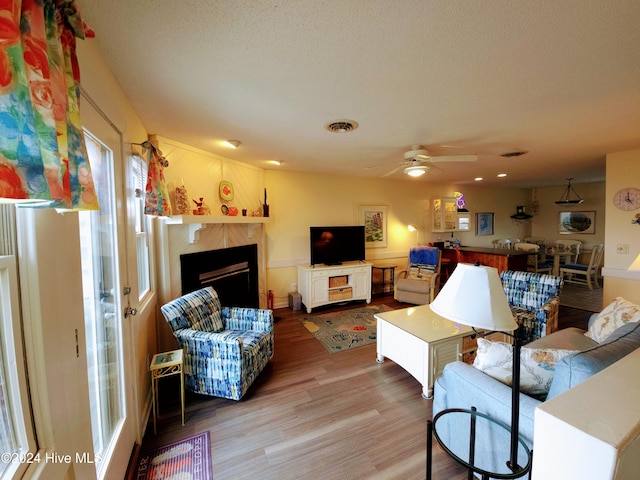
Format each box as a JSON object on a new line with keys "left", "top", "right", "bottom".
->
{"left": 442, "top": 246, "right": 530, "bottom": 274}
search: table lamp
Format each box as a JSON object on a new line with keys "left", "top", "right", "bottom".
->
{"left": 629, "top": 253, "right": 640, "bottom": 272}
{"left": 430, "top": 262, "right": 525, "bottom": 472}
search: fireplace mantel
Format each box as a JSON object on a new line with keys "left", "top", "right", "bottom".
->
{"left": 163, "top": 215, "right": 269, "bottom": 243}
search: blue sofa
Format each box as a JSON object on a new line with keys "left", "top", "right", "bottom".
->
{"left": 160, "top": 287, "right": 274, "bottom": 400}
{"left": 433, "top": 315, "right": 640, "bottom": 473}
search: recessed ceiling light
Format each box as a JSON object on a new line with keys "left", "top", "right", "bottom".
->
{"left": 222, "top": 140, "right": 241, "bottom": 148}
{"left": 497, "top": 173, "right": 507, "bottom": 178}
{"left": 266, "top": 160, "right": 282, "bottom": 166}
{"left": 474, "top": 177, "right": 483, "bottom": 181}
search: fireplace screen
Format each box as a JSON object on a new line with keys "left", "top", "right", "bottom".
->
{"left": 180, "top": 245, "right": 259, "bottom": 308}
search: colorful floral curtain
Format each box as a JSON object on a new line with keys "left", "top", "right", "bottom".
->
{"left": 0, "top": 0, "right": 99, "bottom": 210}
{"left": 140, "top": 140, "right": 171, "bottom": 217}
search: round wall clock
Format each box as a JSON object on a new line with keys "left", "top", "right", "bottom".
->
{"left": 613, "top": 187, "right": 640, "bottom": 211}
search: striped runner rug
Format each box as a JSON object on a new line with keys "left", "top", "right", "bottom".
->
{"left": 559, "top": 281, "right": 604, "bottom": 312}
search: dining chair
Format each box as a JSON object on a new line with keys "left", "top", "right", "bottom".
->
{"left": 523, "top": 236, "right": 545, "bottom": 246}
{"left": 560, "top": 244, "right": 604, "bottom": 290}
{"left": 514, "top": 242, "right": 553, "bottom": 274}
{"left": 492, "top": 239, "right": 514, "bottom": 249}
{"left": 554, "top": 239, "right": 581, "bottom": 264}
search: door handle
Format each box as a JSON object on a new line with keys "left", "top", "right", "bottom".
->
{"left": 124, "top": 306, "right": 137, "bottom": 318}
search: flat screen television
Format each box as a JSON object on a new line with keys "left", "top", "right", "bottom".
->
{"left": 310, "top": 226, "right": 365, "bottom": 266}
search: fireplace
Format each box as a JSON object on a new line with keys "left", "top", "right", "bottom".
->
{"left": 180, "top": 244, "right": 259, "bottom": 308}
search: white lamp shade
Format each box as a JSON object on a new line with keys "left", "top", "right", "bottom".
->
{"left": 430, "top": 263, "right": 517, "bottom": 331}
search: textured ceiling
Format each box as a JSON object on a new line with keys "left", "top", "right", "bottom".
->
{"left": 79, "top": 0, "right": 640, "bottom": 187}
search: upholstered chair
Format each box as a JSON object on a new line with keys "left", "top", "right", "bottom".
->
{"left": 395, "top": 246, "right": 441, "bottom": 304}
{"left": 500, "top": 270, "right": 563, "bottom": 344}
{"left": 160, "top": 287, "right": 274, "bottom": 400}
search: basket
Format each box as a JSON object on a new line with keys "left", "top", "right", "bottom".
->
{"left": 329, "top": 275, "right": 348, "bottom": 288}
{"left": 329, "top": 287, "right": 352, "bottom": 301}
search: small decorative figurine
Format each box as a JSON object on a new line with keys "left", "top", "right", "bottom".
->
{"left": 192, "top": 197, "right": 210, "bottom": 215}
{"left": 175, "top": 185, "right": 190, "bottom": 214}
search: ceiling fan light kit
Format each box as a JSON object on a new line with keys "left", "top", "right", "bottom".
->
{"left": 404, "top": 165, "right": 430, "bottom": 177}
{"left": 372, "top": 144, "right": 480, "bottom": 177}
{"left": 555, "top": 177, "right": 584, "bottom": 205}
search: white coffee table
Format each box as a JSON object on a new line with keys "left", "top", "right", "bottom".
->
{"left": 375, "top": 305, "right": 477, "bottom": 398}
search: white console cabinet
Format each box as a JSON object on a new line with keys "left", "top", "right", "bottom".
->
{"left": 297, "top": 262, "right": 372, "bottom": 313}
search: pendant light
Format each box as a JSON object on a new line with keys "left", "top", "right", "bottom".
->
{"left": 510, "top": 206, "right": 532, "bottom": 225}
{"left": 555, "top": 178, "right": 584, "bottom": 205}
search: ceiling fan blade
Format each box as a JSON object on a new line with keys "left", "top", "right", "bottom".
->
{"left": 382, "top": 165, "right": 406, "bottom": 177}
{"left": 364, "top": 160, "right": 404, "bottom": 170}
{"left": 427, "top": 154, "right": 478, "bottom": 163}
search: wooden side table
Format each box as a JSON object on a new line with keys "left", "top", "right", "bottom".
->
{"left": 372, "top": 265, "right": 397, "bottom": 295}
{"left": 150, "top": 349, "right": 185, "bottom": 434}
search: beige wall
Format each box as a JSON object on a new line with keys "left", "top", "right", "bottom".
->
{"left": 264, "top": 171, "right": 533, "bottom": 306}
{"left": 529, "top": 182, "right": 606, "bottom": 253}
{"left": 602, "top": 150, "right": 640, "bottom": 305}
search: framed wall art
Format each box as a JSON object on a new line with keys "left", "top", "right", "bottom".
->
{"left": 558, "top": 211, "right": 595, "bottom": 234}
{"left": 475, "top": 212, "right": 494, "bottom": 236}
{"left": 359, "top": 204, "right": 387, "bottom": 248}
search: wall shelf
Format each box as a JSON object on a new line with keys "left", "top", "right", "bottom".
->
{"left": 163, "top": 215, "right": 269, "bottom": 243}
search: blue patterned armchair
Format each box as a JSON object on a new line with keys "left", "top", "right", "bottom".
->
{"left": 500, "top": 270, "right": 563, "bottom": 344}
{"left": 160, "top": 287, "right": 274, "bottom": 400}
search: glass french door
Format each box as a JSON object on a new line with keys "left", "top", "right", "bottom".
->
{"left": 77, "top": 102, "right": 135, "bottom": 479}
{"left": 79, "top": 131, "right": 123, "bottom": 466}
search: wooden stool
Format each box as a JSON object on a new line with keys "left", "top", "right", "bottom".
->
{"left": 440, "top": 258, "right": 452, "bottom": 280}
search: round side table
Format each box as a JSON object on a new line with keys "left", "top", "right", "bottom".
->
{"left": 427, "top": 408, "right": 532, "bottom": 480}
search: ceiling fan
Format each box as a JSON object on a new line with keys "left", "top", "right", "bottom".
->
{"left": 369, "top": 145, "right": 478, "bottom": 177}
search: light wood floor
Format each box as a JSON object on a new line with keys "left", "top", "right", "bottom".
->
{"left": 131, "top": 296, "right": 591, "bottom": 479}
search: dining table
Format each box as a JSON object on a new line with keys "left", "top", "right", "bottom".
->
{"left": 544, "top": 246, "right": 574, "bottom": 276}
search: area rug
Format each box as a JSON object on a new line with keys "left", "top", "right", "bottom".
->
{"left": 135, "top": 432, "right": 212, "bottom": 479}
{"left": 301, "top": 304, "right": 394, "bottom": 353}
{"left": 559, "top": 282, "right": 604, "bottom": 312}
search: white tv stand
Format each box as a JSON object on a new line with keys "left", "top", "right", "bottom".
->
{"left": 297, "top": 262, "right": 372, "bottom": 313}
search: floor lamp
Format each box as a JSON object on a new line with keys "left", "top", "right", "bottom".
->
{"left": 430, "top": 262, "right": 526, "bottom": 474}
{"left": 407, "top": 224, "right": 419, "bottom": 245}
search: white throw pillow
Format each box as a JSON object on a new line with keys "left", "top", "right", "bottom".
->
{"left": 473, "top": 338, "right": 578, "bottom": 396}
{"left": 585, "top": 297, "right": 640, "bottom": 343}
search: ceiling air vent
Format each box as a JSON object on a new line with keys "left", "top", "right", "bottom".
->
{"left": 325, "top": 119, "right": 359, "bottom": 133}
{"left": 501, "top": 150, "right": 528, "bottom": 158}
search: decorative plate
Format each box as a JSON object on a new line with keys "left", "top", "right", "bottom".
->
{"left": 219, "top": 180, "right": 234, "bottom": 201}
{"left": 221, "top": 204, "right": 229, "bottom": 215}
